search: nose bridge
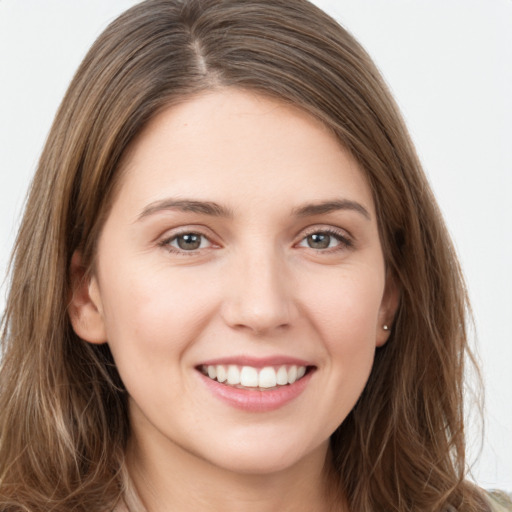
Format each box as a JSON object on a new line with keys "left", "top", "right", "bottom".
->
{"left": 221, "top": 240, "right": 296, "bottom": 334}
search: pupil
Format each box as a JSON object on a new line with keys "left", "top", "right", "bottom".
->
{"left": 308, "top": 233, "right": 330, "bottom": 249}
{"left": 177, "top": 234, "right": 201, "bottom": 250}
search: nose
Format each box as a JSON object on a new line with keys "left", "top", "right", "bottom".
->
{"left": 220, "top": 247, "right": 298, "bottom": 336}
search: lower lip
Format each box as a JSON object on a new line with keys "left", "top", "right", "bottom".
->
{"left": 197, "top": 370, "right": 313, "bottom": 412}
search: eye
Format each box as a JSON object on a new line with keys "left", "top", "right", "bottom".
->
{"left": 161, "top": 232, "right": 213, "bottom": 253}
{"left": 297, "top": 229, "right": 352, "bottom": 251}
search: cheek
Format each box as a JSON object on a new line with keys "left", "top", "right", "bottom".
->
{"left": 301, "top": 265, "right": 384, "bottom": 399}
{"left": 290, "top": 267, "right": 385, "bottom": 435}
{"left": 99, "top": 261, "right": 220, "bottom": 368}
{"left": 301, "top": 265, "right": 385, "bottom": 345}
{"left": 99, "top": 266, "right": 222, "bottom": 417}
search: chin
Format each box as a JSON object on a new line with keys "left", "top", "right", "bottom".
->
{"left": 197, "top": 433, "right": 329, "bottom": 477}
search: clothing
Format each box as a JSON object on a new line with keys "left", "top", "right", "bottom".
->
{"left": 114, "top": 491, "right": 512, "bottom": 511}
{"left": 116, "top": 486, "right": 146, "bottom": 512}
{"left": 488, "top": 490, "right": 512, "bottom": 512}
{"left": 113, "top": 475, "right": 512, "bottom": 512}
{"left": 114, "top": 466, "right": 146, "bottom": 512}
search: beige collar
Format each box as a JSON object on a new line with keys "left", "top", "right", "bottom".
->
{"left": 114, "top": 464, "right": 147, "bottom": 512}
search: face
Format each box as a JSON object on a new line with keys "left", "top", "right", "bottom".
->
{"left": 71, "top": 89, "right": 397, "bottom": 476}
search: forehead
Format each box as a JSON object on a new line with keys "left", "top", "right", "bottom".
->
{"left": 114, "top": 88, "right": 375, "bottom": 219}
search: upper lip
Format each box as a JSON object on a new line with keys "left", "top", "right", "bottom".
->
{"left": 197, "top": 355, "right": 314, "bottom": 368}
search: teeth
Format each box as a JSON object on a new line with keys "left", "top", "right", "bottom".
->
{"left": 240, "top": 366, "right": 258, "bottom": 387}
{"left": 216, "top": 365, "right": 227, "bottom": 383}
{"left": 227, "top": 365, "right": 240, "bottom": 385}
{"left": 258, "top": 367, "right": 277, "bottom": 388}
{"left": 202, "top": 364, "right": 308, "bottom": 389}
{"left": 276, "top": 366, "right": 288, "bottom": 385}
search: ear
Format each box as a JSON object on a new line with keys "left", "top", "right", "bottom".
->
{"left": 68, "top": 251, "right": 107, "bottom": 344}
{"left": 375, "top": 270, "right": 400, "bottom": 347}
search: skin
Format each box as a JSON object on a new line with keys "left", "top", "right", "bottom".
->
{"left": 70, "top": 89, "right": 398, "bottom": 511}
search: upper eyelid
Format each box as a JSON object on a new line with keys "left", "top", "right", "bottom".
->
{"left": 297, "top": 224, "right": 352, "bottom": 240}
{"left": 294, "top": 226, "right": 354, "bottom": 253}
{"left": 159, "top": 232, "right": 217, "bottom": 257}
{"left": 159, "top": 225, "right": 217, "bottom": 242}
{"left": 163, "top": 232, "right": 215, "bottom": 245}
{"left": 157, "top": 224, "right": 353, "bottom": 247}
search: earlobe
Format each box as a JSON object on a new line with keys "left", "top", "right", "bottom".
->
{"left": 376, "top": 271, "right": 400, "bottom": 347}
{"left": 68, "top": 251, "right": 107, "bottom": 344}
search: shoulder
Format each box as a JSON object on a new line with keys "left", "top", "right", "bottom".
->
{"left": 486, "top": 490, "right": 512, "bottom": 512}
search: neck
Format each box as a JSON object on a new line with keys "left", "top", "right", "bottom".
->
{"left": 125, "top": 425, "right": 344, "bottom": 512}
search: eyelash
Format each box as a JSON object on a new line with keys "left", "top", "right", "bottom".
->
{"left": 158, "top": 229, "right": 216, "bottom": 256}
{"left": 159, "top": 227, "right": 353, "bottom": 255}
{"left": 298, "top": 227, "right": 353, "bottom": 253}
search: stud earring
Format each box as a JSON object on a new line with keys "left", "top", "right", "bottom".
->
{"left": 382, "top": 325, "right": 390, "bottom": 331}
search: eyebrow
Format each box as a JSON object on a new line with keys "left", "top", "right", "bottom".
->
{"left": 137, "top": 199, "right": 233, "bottom": 220}
{"left": 137, "top": 197, "right": 371, "bottom": 221}
{"left": 292, "top": 199, "right": 371, "bottom": 220}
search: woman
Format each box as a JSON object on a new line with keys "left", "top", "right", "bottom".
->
{"left": 0, "top": 0, "right": 509, "bottom": 510}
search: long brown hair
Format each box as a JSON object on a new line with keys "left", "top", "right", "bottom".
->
{"left": 0, "top": 0, "right": 489, "bottom": 510}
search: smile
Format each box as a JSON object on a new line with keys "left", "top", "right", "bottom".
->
{"left": 200, "top": 364, "right": 308, "bottom": 390}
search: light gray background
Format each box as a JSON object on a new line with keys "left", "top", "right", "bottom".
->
{"left": 1, "top": 0, "right": 510, "bottom": 491}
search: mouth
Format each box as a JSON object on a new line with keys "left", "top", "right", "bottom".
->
{"left": 198, "top": 364, "right": 313, "bottom": 391}
{"left": 196, "top": 358, "right": 316, "bottom": 412}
